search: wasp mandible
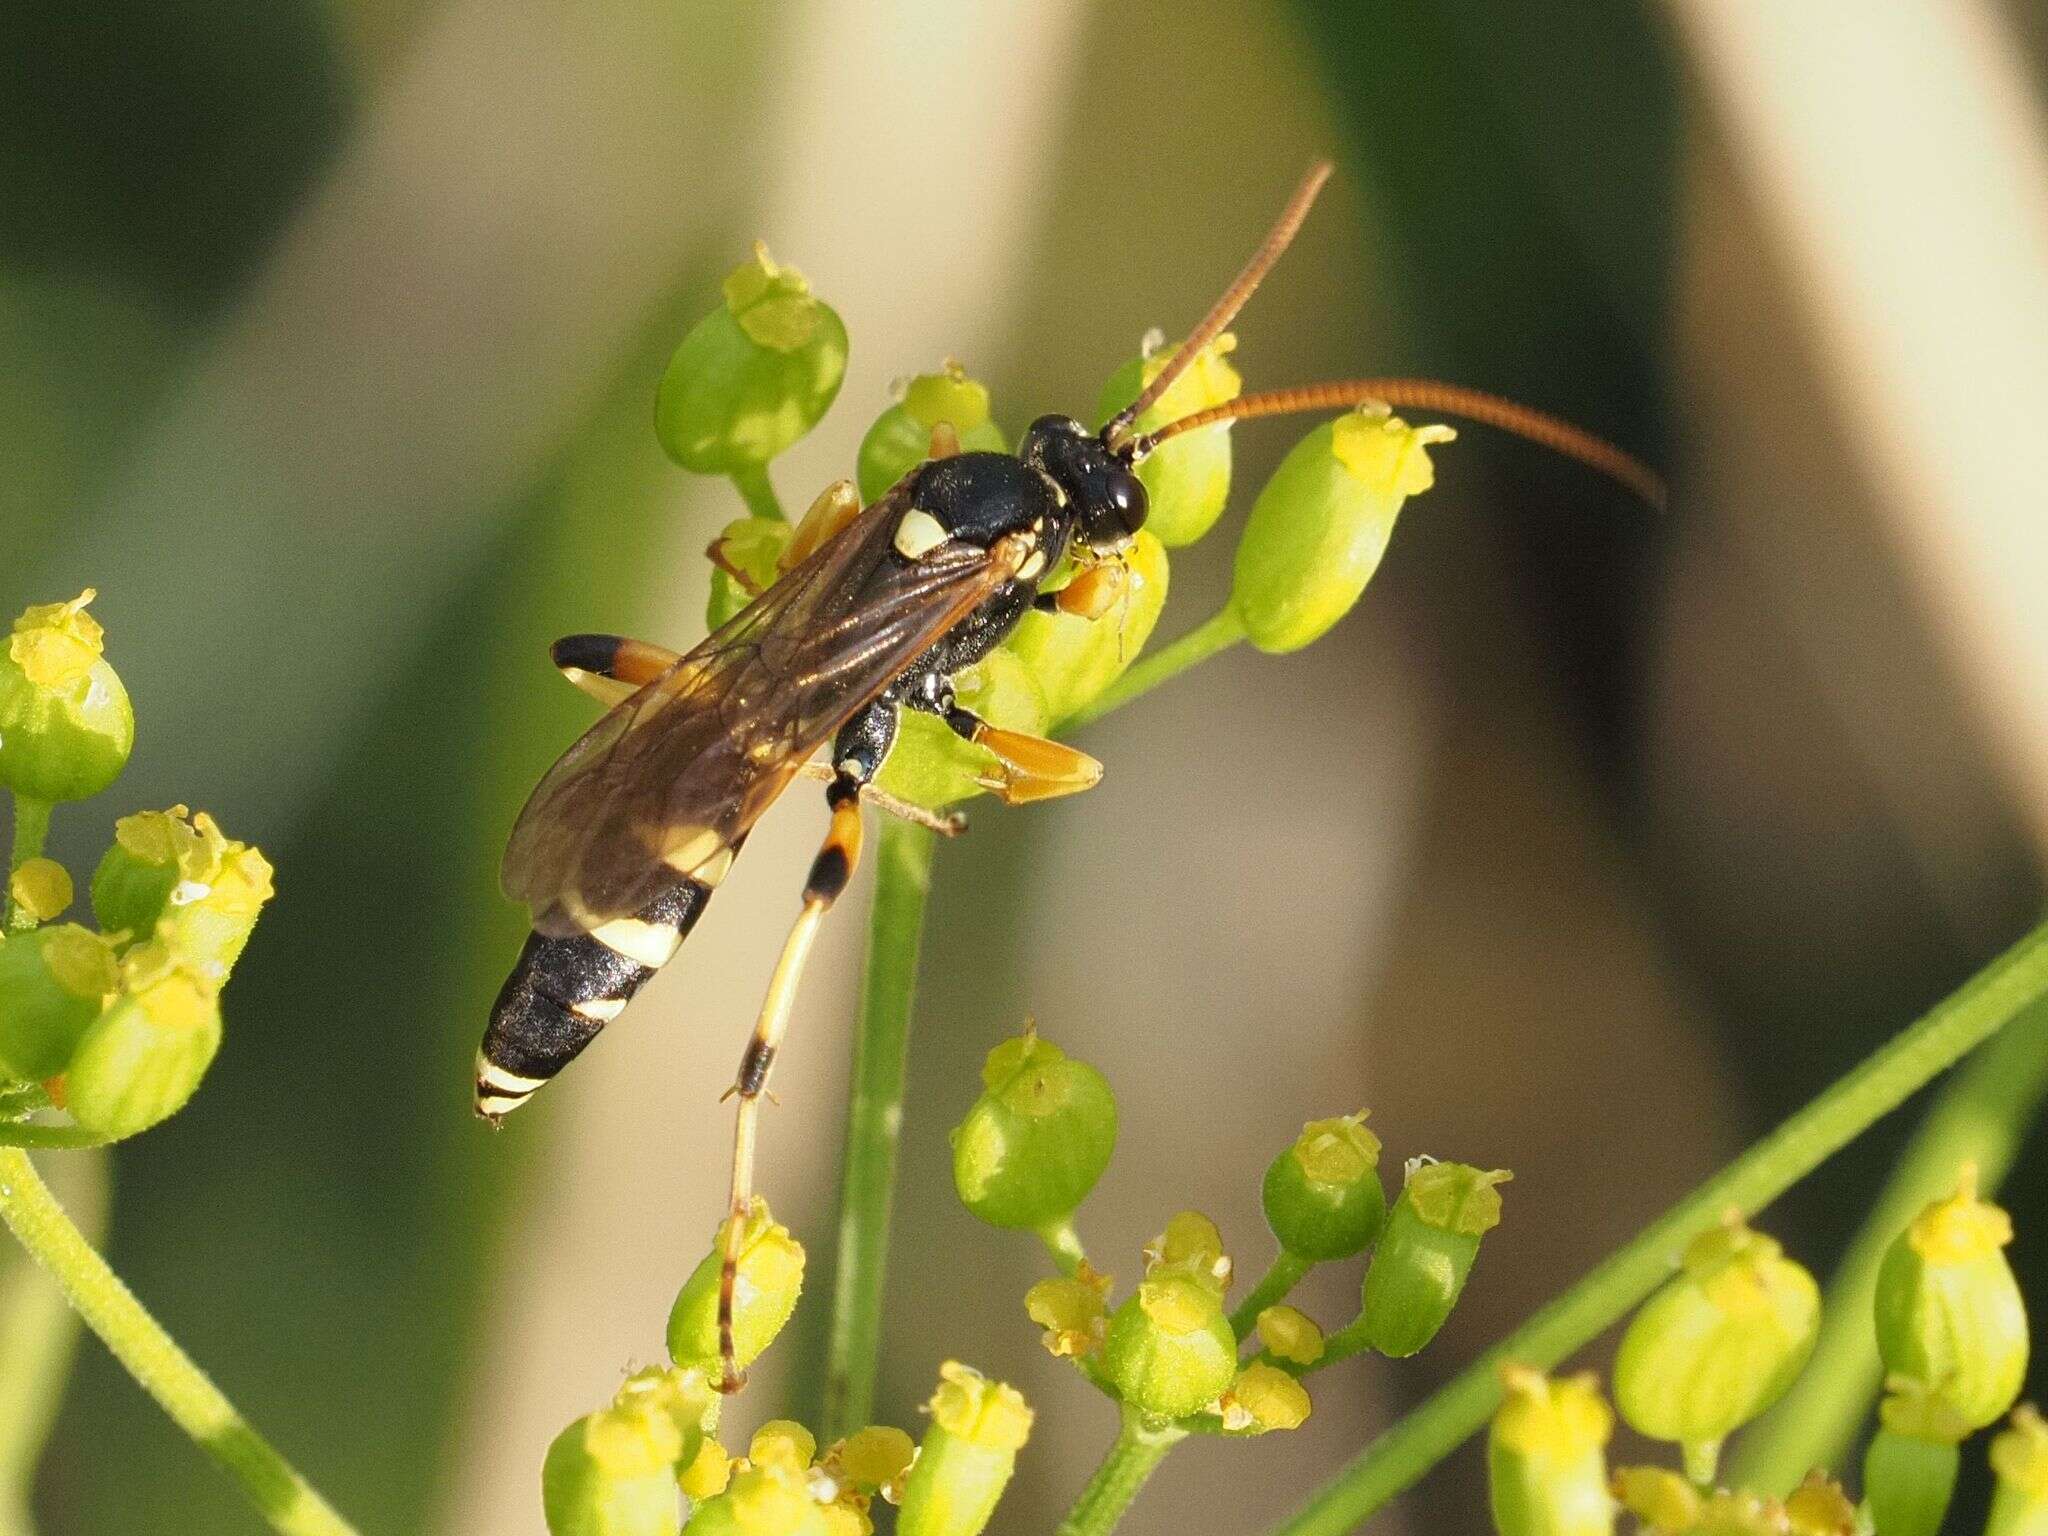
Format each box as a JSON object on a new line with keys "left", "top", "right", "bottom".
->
{"left": 476, "top": 162, "right": 1661, "bottom": 1393}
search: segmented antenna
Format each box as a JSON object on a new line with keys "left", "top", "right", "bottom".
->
{"left": 1131, "top": 377, "right": 1667, "bottom": 509}
{"left": 1101, "top": 160, "right": 1335, "bottom": 451}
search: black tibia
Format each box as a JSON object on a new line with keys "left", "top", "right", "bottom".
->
{"left": 480, "top": 877, "right": 709, "bottom": 1085}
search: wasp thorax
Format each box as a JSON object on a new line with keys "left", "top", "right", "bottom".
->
{"left": 1020, "top": 415, "right": 1147, "bottom": 550}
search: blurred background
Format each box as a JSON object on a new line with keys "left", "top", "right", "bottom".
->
{"left": 5, "top": 0, "right": 2048, "bottom": 1531}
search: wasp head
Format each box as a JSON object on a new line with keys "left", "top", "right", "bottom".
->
{"left": 1021, "top": 415, "right": 1147, "bottom": 553}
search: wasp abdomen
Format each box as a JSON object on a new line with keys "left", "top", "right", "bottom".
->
{"left": 474, "top": 877, "right": 712, "bottom": 1121}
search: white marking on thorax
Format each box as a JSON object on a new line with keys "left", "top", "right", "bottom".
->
{"left": 893, "top": 508, "right": 950, "bottom": 559}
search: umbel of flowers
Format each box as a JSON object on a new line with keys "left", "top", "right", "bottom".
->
{"left": 1, "top": 592, "right": 274, "bottom": 1143}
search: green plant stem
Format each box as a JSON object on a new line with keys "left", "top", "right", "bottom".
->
{"left": 1731, "top": 993, "right": 2048, "bottom": 1494}
{"left": 0, "top": 1147, "right": 358, "bottom": 1536}
{"left": 5, "top": 796, "right": 52, "bottom": 933}
{"left": 1306, "top": 1315, "right": 1375, "bottom": 1373}
{"left": 1229, "top": 1251, "right": 1311, "bottom": 1339}
{"left": 1037, "top": 1218, "right": 1089, "bottom": 1276}
{"left": 821, "top": 817, "right": 936, "bottom": 1442}
{"left": 1057, "top": 1407, "right": 1186, "bottom": 1536}
{"left": 0, "top": 1127, "right": 112, "bottom": 1150}
{"left": 0, "top": 1150, "right": 105, "bottom": 1536}
{"left": 1267, "top": 917, "right": 2048, "bottom": 1536}
{"left": 730, "top": 464, "right": 786, "bottom": 522}
{"left": 1060, "top": 605, "right": 1246, "bottom": 731}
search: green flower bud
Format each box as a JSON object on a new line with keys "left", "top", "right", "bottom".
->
{"left": 896, "top": 1362, "right": 1032, "bottom": 1536}
{"left": 684, "top": 1463, "right": 828, "bottom": 1536}
{"left": 876, "top": 649, "right": 1049, "bottom": 811}
{"left": 0, "top": 591, "right": 134, "bottom": 803}
{"left": 1865, "top": 1384, "right": 1967, "bottom": 1536}
{"left": 1487, "top": 1367, "right": 1615, "bottom": 1536}
{"left": 9, "top": 858, "right": 72, "bottom": 925}
{"left": 1102, "top": 1270, "right": 1238, "bottom": 1419}
{"left": 857, "top": 364, "right": 1008, "bottom": 504}
{"left": 0, "top": 922, "right": 117, "bottom": 1080}
{"left": 825, "top": 1425, "right": 915, "bottom": 1502}
{"left": 1782, "top": 1473, "right": 1857, "bottom": 1536}
{"left": 1363, "top": 1161, "right": 1511, "bottom": 1357}
{"left": 1231, "top": 409, "right": 1454, "bottom": 654}
{"left": 706, "top": 518, "right": 792, "bottom": 630}
{"left": 1874, "top": 1164, "right": 2029, "bottom": 1430}
{"left": 1001, "top": 531, "right": 1170, "bottom": 725}
{"left": 62, "top": 943, "right": 221, "bottom": 1138}
{"left": 950, "top": 1030, "right": 1116, "bottom": 1229}
{"left": 1216, "top": 1362, "right": 1311, "bottom": 1433}
{"left": 1261, "top": 1111, "right": 1386, "bottom": 1261}
{"left": 656, "top": 245, "right": 848, "bottom": 476}
{"left": 1256, "top": 1305, "right": 1325, "bottom": 1366}
{"left": 667, "top": 1198, "right": 804, "bottom": 1377}
{"left": 1024, "top": 1266, "right": 1110, "bottom": 1359}
{"left": 1609, "top": 1467, "right": 1700, "bottom": 1534}
{"left": 92, "top": 807, "right": 274, "bottom": 985}
{"left": 1612, "top": 1218, "right": 1820, "bottom": 1452}
{"left": 1096, "top": 333, "right": 1243, "bottom": 547}
{"left": 543, "top": 1396, "right": 685, "bottom": 1536}
{"left": 1989, "top": 1405, "right": 2048, "bottom": 1536}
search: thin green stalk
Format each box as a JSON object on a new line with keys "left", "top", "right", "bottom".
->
{"left": 1267, "top": 917, "right": 2048, "bottom": 1536}
{"left": 1731, "top": 993, "right": 2048, "bottom": 1494}
{"left": 0, "top": 1151, "right": 105, "bottom": 1536}
{"left": 821, "top": 817, "right": 936, "bottom": 1441}
{"left": 5, "top": 796, "right": 52, "bottom": 933}
{"left": 1037, "top": 1218, "right": 1089, "bottom": 1277}
{"left": 0, "top": 1147, "right": 358, "bottom": 1536}
{"left": 1229, "top": 1251, "right": 1310, "bottom": 1339}
{"left": 1056, "top": 1407, "right": 1186, "bottom": 1536}
{"left": 730, "top": 464, "right": 786, "bottom": 522}
{"left": 1060, "top": 605, "right": 1246, "bottom": 731}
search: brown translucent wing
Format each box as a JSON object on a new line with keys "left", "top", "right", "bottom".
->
{"left": 503, "top": 487, "right": 1003, "bottom": 933}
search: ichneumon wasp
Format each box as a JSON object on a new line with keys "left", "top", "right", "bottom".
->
{"left": 476, "top": 161, "right": 1662, "bottom": 1393}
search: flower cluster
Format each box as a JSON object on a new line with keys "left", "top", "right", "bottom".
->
{"left": 956, "top": 1025, "right": 1508, "bottom": 1437}
{"left": 0, "top": 592, "right": 272, "bottom": 1142}
{"left": 541, "top": 1197, "right": 1030, "bottom": 1536}
{"left": 1487, "top": 1167, "right": 2036, "bottom": 1536}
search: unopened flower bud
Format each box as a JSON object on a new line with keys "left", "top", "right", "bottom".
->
{"left": 1865, "top": 1382, "right": 1968, "bottom": 1536}
{"left": 1102, "top": 1270, "right": 1237, "bottom": 1419}
{"left": 1488, "top": 1367, "right": 1614, "bottom": 1536}
{"left": 1217, "top": 1362, "right": 1311, "bottom": 1433}
{"left": 951, "top": 1030, "right": 1116, "bottom": 1229}
{"left": 1609, "top": 1467, "right": 1700, "bottom": 1534}
{"left": 0, "top": 922, "right": 117, "bottom": 1080}
{"left": 896, "top": 1363, "right": 1031, "bottom": 1536}
{"left": 9, "top": 858, "right": 72, "bottom": 925}
{"left": 1256, "top": 1305, "right": 1325, "bottom": 1366}
{"left": 1874, "top": 1164, "right": 2028, "bottom": 1430}
{"left": 1988, "top": 1405, "right": 2048, "bottom": 1536}
{"left": 876, "top": 649, "right": 1049, "bottom": 811}
{"left": 1231, "top": 409, "right": 1453, "bottom": 654}
{"left": 1002, "top": 532, "right": 1169, "bottom": 725}
{"left": 1782, "top": 1471, "right": 1857, "bottom": 1536}
{"left": 684, "top": 1463, "right": 828, "bottom": 1536}
{"left": 1025, "top": 1267, "right": 1110, "bottom": 1359}
{"left": 706, "top": 518, "right": 792, "bottom": 629}
{"left": 542, "top": 1395, "right": 685, "bottom": 1536}
{"left": 0, "top": 591, "right": 133, "bottom": 803}
{"left": 857, "top": 364, "right": 1008, "bottom": 504}
{"left": 826, "top": 1426, "right": 914, "bottom": 1503}
{"left": 63, "top": 943, "right": 220, "bottom": 1138}
{"left": 1097, "top": 333, "right": 1242, "bottom": 547}
{"left": 656, "top": 245, "right": 848, "bottom": 476}
{"left": 1613, "top": 1218, "right": 1819, "bottom": 1453}
{"left": 1262, "top": 1111, "right": 1386, "bottom": 1261}
{"left": 667, "top": 1199, "right": 804, "bottom": 1376}
{"left": 1364, "top": 1161, "right": 1510, "bottom": 1357}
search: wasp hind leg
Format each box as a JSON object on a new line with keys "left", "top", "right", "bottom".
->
{"left": 551, "top": 634, "right": 682, "bottom": 707}
{"left": 715, "top": 705, "right": 889, "bottom": 1392}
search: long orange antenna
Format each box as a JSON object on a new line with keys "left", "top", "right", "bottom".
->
{"left": 1131, "top": 377, "right": 1667, "bottom": 510}
{"left": 1101, "top": 160, "right": 1335, "bottom": 451}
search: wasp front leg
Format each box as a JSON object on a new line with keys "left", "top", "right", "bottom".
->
{"left": 906, "top": 674, "right": 1103, "bottom": 805}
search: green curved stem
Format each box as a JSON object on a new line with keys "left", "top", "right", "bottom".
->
{"left": 5, "top": 796, "right": 52, "bottom": 933}
{"left": 1730, "top": 993, "right": 2048, "bottom": 1494}
{"left": 1229, "top": 1251, "right": 1311, "bottom": 1339}
{"left": 0, "top": 1147, "right": 359, "bottom": 1536}
{"left": 1267, "top": 917, "right": 2048, "bottom": 1536}
{"left": 730, "top": 464, "right": 786, "bottom": 522}
{"left": 1037, "top": 1218, "right": 1089, "bottom": 1277}
{"left": 1057, "top": 1407, "right": 1186, "bottom": 1536}
{"left": 821, "top": 817, "right": 935, "bottom": 1441}
{"left": 1059, "top": 605, "right": 1246, "bottom": 731}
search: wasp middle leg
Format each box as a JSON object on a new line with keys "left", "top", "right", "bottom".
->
{"left": 903, "top": 672, "right": 1103, "bottom": 805}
